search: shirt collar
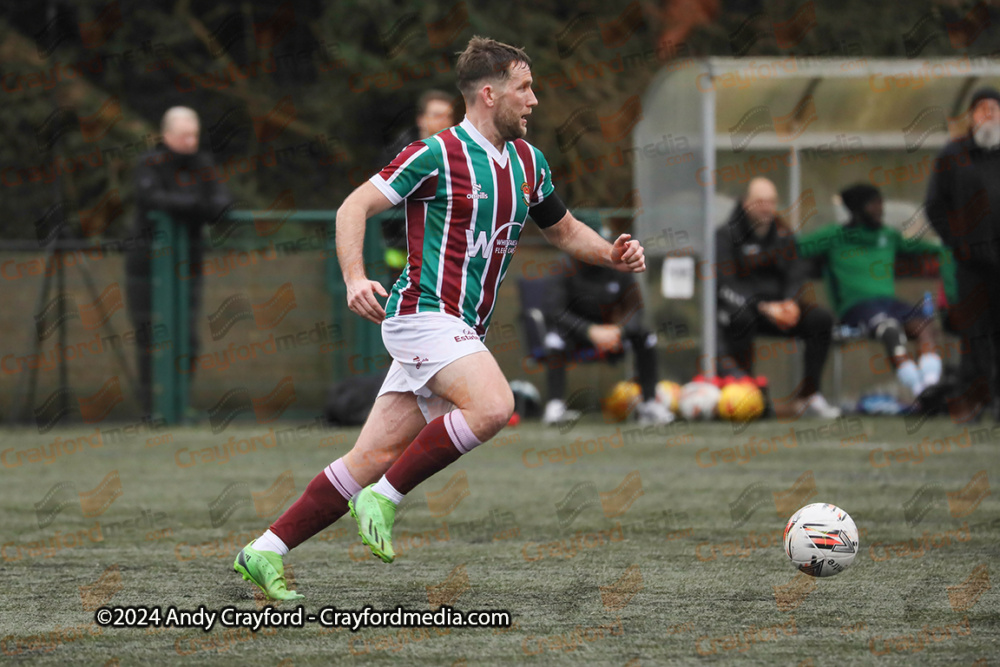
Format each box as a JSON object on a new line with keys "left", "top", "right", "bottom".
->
{"left": 460, "top": 116, "right": 508, "bottom": 168}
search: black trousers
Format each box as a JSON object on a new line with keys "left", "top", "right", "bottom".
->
{"left": 719, "top": 304, "right": 834, "bottom": 397}
{"left": 546, "top": 329, "right": 659, "bottom": 402}
{"left": 124, "top": 246, "right": 204, "bottom": 415}
{"left": 951, "top": 261, "right": 1000, "bottom": 401}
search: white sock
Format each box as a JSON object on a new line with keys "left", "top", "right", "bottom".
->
{"left": 896, "top": 359, "right": 923, "bottom": 394}
{"left": 919, "top": 352, "right": 943, "bottom": 386}
{"left": 253, "top": 529, "right": 288, "bottom": 556}
{"left": 372, "top": 476, "right": 405, "bottom": 506}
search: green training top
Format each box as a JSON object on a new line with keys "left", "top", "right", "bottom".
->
{"left": 796, "top": 224, "right": 953, "bottom": 317}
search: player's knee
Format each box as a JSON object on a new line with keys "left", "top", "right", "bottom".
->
{"left": 874, "top": 318, "right": 907, "bottom": 357}
{"left": 627, "top": 330, "right": 657, "bottom": 349}
{"left": 475, "top": 391, "right": 515, "bottom": 438}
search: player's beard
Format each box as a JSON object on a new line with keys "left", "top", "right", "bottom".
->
{"left": 973, "top": 119, "right": 1000, "bottom": 150}
{"left": 496, "top": 102, "right": 526, "bottom": 142}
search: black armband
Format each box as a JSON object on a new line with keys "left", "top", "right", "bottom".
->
{"left": 529, "top": 192, "right": 567, "bottom": 229}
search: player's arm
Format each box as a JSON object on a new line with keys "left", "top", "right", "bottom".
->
{"left": 896, "top": 229, "right": 944, "bottom": 256}
{"left": 794, "top": 225, "right": 836, "bottom": 259}
{"left": 336, "top": 181, "right": 394, "bottom": 323}
{"left": 537, "top": 205, "right": 645, "bottom": 273}
{"left": 527, "top": 147, "right": 643, "bottom": 272}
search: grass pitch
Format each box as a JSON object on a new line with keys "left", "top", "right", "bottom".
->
{"left": 1, "top": 415, "right": 998, "bottom": 665}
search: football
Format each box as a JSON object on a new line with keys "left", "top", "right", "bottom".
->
{"left": 678, "top": 381, "right": 721, "bottom": 421}
{"left": 717, "top": 381, "right": 765, "bottom": 422}
{"left": 655, "top": 380, "right": 682, "bottom": 413}
{"left": 602, "top": 380, "right": 642, "bottom": 422}
{"left": 783, "top": 503, "right": 859, "bottom": 577}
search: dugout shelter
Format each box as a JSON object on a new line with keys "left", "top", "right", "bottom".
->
{"left": 634, "top": 56, "right": 1000, "bottom": 377}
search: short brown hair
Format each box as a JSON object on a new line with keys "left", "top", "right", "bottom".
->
{"left": 416, "top": 89, "right": 454, "bottom": 117}
{"left": 455, "top": 36, "right": 531, "bottom": 101}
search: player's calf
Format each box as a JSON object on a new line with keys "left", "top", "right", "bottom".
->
{"left": 235, "top": 458, "right": 363, "bottom": 594}
{"left": 353, "top": 409, "right": 484, "bottom": 561}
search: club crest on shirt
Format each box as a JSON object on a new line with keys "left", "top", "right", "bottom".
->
{"left": 466, "top": 182, "right": 489, "bottom": 200}
{"left": 521, "top": 182, "right": 531, "bottom": 205}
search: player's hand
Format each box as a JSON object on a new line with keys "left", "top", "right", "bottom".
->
{"left": 588, "top": 324, "right": 622, "bottom": 353}
{"left": 346, "top": 278, "right": 387, "bottom": 323}
{"left": 611, "top": 234, "right": 646, "bottom": 273}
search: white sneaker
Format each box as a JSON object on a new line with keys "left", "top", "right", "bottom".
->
{"left": 543, "top": 399, "right": 581, "bottom": 426}
{"left": 635, "top": 399, "right": 675, "bottom": 425}
{"left": 802, "top": 393, "right": 841, "bottom": 419}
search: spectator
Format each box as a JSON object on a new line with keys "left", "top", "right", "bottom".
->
{"left": 925, "top": 87, "right": 1000, "bottom": 420}
{"left": 124, "top": 107, "right": 232, "bottom": 415}
{"left": 377, "top": 91, "right": 456, "bottom": 286}
{"left": 541, "top": 252, "right": 674, "bottom": 425}
{"left": 797, "top": 183, "right": 945, "bottom": 399}
{"left": 716, "top": 177, "right": 840, "bottom": 418}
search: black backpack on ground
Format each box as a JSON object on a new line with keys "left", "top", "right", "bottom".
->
{"left": 324, "top": 370, "right": 389, "bottom": 425}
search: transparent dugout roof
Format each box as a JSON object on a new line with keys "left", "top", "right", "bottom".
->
{"left": 705, "top": 57, "right": 1000, "bottom": 149}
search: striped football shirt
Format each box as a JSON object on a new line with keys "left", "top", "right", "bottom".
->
{"left": 370, "top": 117, "right": 556, "bottom": 336}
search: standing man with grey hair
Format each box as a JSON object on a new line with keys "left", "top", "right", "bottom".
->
{"left": 235, "top": 36, "right": 648, "bottom": 600}
{"left": 124, "top": 107, "right": 232, "bottom": 415}
{"left": 925, "top": 88, "right": 1000, "bottom": 421}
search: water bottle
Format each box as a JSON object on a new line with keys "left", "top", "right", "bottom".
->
{"left": 921, "top": 291, "right": 934, "bottom": 319}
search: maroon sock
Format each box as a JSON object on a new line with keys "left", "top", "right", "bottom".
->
{"left": 384, "top": 414, "right": 464, "bottom": 495}
{"left": 270, "top": 459, "right": 360, "bottom": 550}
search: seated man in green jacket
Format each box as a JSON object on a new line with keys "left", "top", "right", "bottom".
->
{"left": 797, "top": 184, "right": 947, "bottom": 398}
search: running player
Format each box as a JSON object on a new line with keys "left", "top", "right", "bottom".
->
{"left": 235, "top": 36, "right": 647, "bottom": 600}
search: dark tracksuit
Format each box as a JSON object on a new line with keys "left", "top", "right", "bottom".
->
{"left": 925, "top": 135, "right": 1000, "bottom": 402}
{"left": 543, "top": 258, "right": 659, "bottom": 401}
{"left": 715, "top": 204, "right": 834, "bottom": 397}
{"left": 124, "top": 147, "right": 232, "bottom": 413}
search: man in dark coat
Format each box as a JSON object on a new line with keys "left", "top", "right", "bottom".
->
{"left": 541, "top": 252, "right": 673, "bottom": 425}
{"left": 925, "top": 87, "right": 1000, "bottom": 420}
{"left": 124, "top": 107, "right": 232, "bottom": 414}
{"left": 715, "top": 177, "right": 839, "bottom": 418}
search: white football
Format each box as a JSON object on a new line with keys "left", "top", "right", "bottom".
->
{"left": 783, "top": 503, "right": 859, "bottom": 577}
{"left": 678, "top": 381, "right": 721, "bottom": 421}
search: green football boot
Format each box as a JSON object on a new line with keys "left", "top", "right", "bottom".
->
{"left": 233, "top": 541, "right": 304, "bottom": 600}
{"left": 349, "top": 486, "right": 397, "bottom": 563}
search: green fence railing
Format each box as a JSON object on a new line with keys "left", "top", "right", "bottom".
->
{"left": 150, "top": 211, "right": 191, "bottom": 425}
{"left": 148, "top": 207, "right": 622, "bottom": 423}
{"left": 149, "top": 209, "right": 389, "bottom": 423}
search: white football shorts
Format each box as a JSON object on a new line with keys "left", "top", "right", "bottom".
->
{"left": 378, "top": 312, "right": 489, "bottom": 422}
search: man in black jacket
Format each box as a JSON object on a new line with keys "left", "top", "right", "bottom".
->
{"left": 124, "top": 107, "right": 232, "bottom": 414}
{"left": 716, "top": 177, "right": 839, "bottom": 418}
{"left": 541, "top": 252, "right": 673, "bottom": 425}
{"left": 925, "top": 87, "right": 1000, "bottom": 421}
